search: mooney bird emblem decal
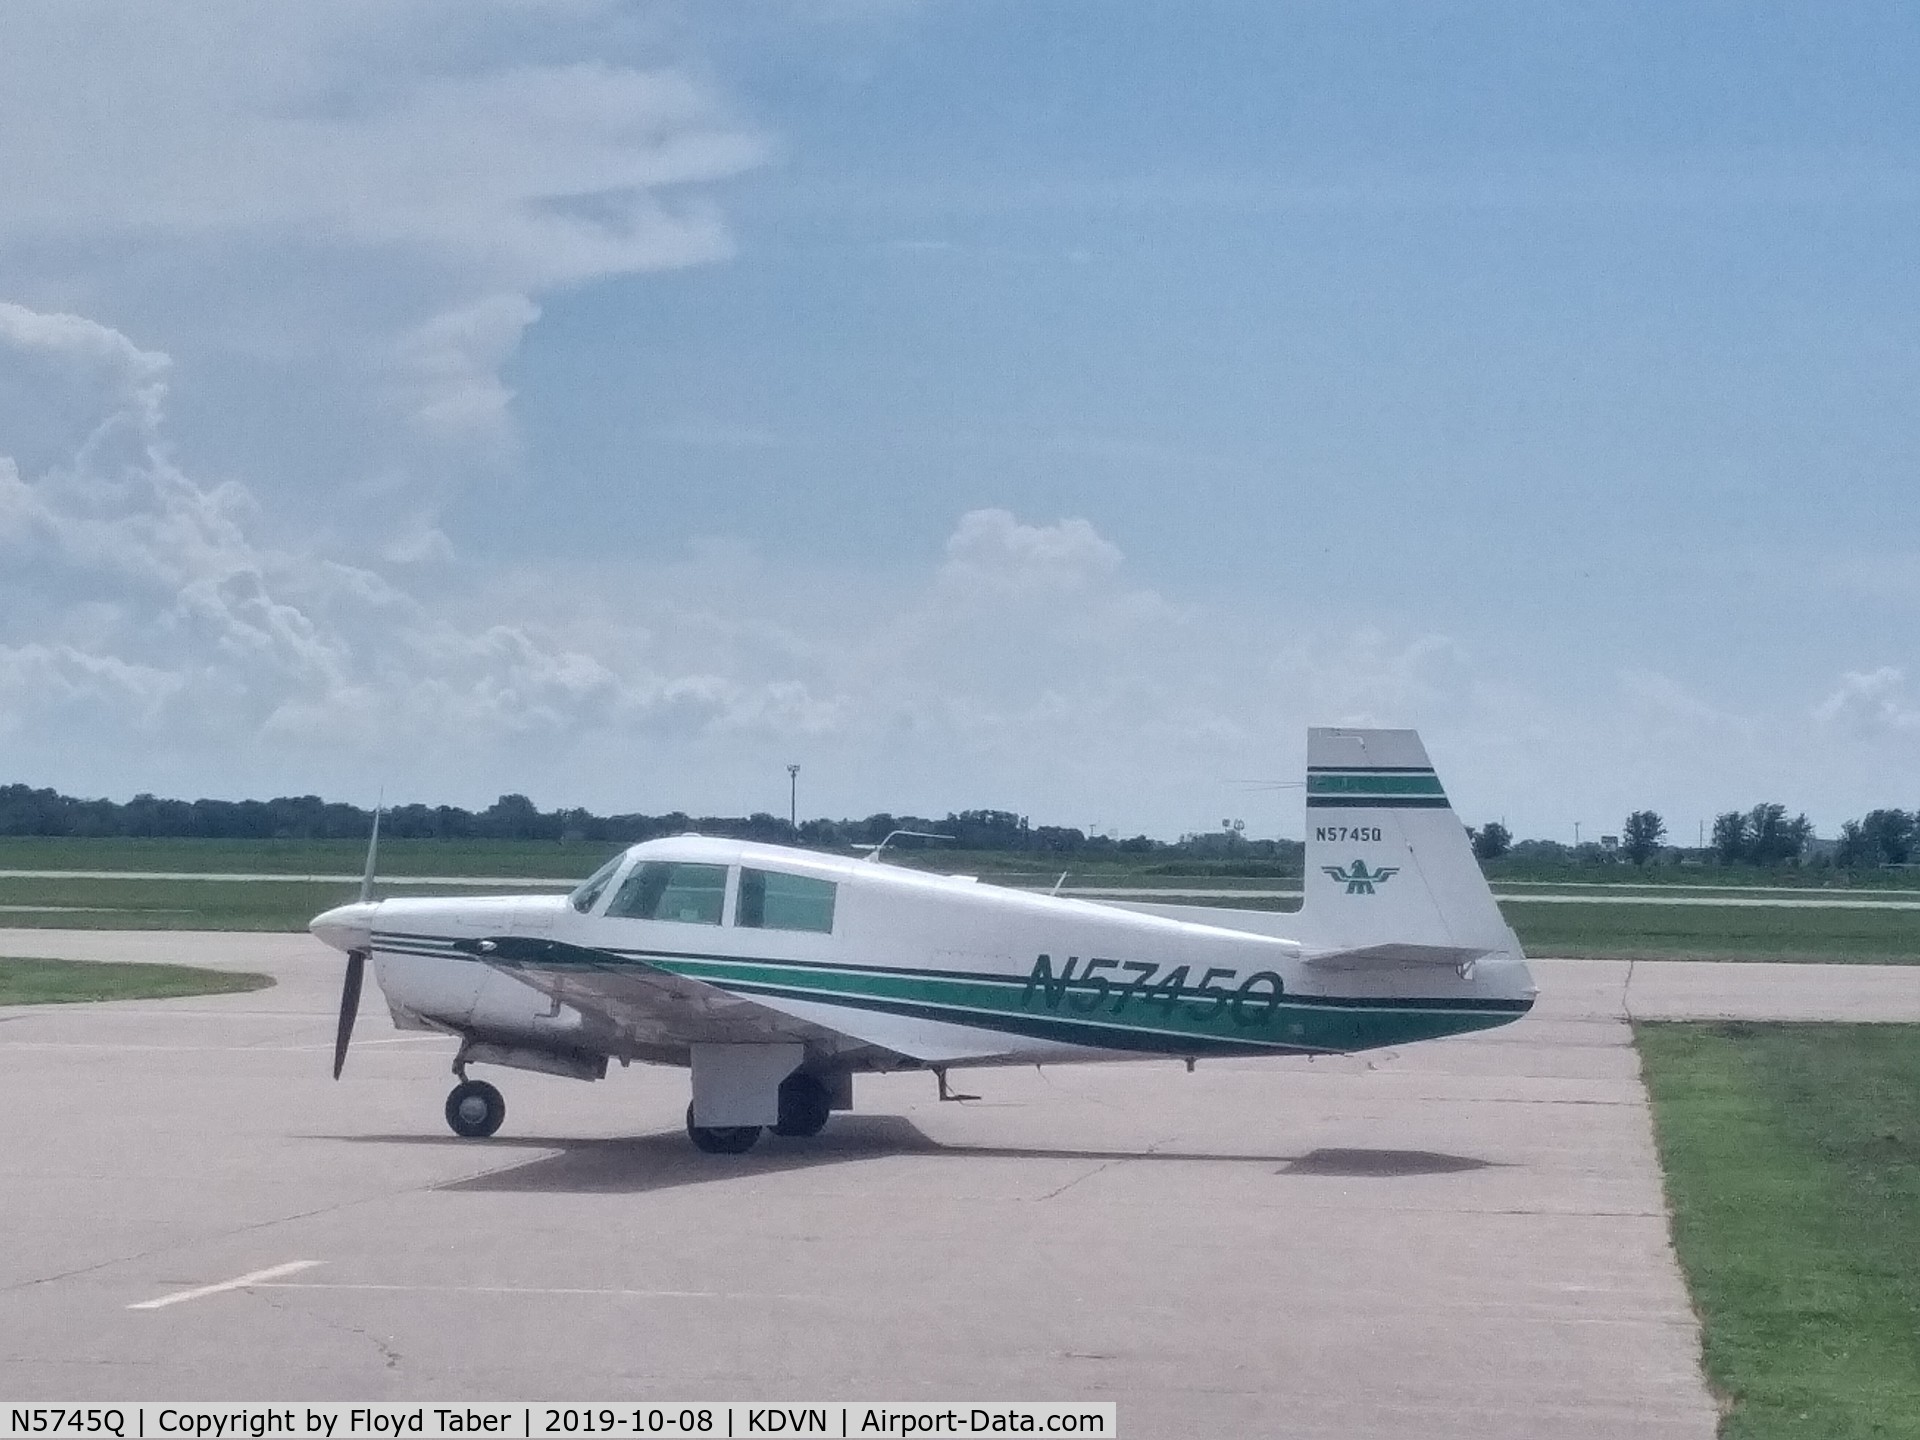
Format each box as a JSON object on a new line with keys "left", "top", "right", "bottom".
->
{"left": 1323, "top": 858, "right": 1399, "bottom": 895}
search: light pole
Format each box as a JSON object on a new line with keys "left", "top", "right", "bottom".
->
{"left": 787, "top": 764, "right": 800, "bottom": 832}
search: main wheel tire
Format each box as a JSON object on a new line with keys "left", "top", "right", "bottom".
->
{"left": 445, "top": 1079, "right": 506, "bottom": 1139}
{"left": 773, "top": 1072, "right": 833, "bottom": 1138}
{"left": 685, "top": 1102, "right": 761, "bottom": 1154}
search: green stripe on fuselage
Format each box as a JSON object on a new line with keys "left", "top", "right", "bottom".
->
{"left": 641, "top": 954, "right": 1520, "bottom": 1054}
{"left": 375, "top": 928, "right": 1530, "bottom": 1056}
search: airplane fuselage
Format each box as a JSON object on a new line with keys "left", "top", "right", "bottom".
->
{"left": 323, "top": 837, "right": 1534, "bottom": 1075}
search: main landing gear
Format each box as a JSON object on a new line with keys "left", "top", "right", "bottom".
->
{"left": 685, "top": 1105, "right": 760, "bottom": 1154}
{"left": 684, "top": 1072, "right": 835, "bottom": 1154}
{"left": 773, "top": 1071, "right": 832, "bottom": 1138}
{"left": 445, "top": 1078, "right": 506, "bottom": 1138}
{"left": 435, "top": 1062, "right": 839, "bottom": 1151}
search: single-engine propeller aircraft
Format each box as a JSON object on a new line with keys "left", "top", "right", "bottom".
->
{"left": 310, "top": 728, "right": 1535, "bottom": 1153}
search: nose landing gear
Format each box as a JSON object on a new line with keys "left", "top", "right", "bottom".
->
{"left": 445, "top": 1078, "right": 506, "bottom": 1138}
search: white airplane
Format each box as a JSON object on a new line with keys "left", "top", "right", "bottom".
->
{"left": 310, "top": 728, "right": 1535, "bottom": 1153}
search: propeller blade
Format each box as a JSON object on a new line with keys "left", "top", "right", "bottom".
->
{"left": 333, "top": 947, "right": 366, "bottom": 1080}
{"left": 359, "top": 801, "right": 383, "bottom": 905}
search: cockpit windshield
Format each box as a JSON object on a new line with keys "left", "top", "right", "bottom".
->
{"left": 568, "top": 854, "right": 625, "bottom": 914}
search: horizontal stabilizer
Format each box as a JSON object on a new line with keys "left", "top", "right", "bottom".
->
{"left": 1301, "top": 942, "right": 1493, "bottom": 971}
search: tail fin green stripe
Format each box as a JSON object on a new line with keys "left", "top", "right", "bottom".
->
{"left": 1306, "top": 773, "right": 1446, "bottom": 797}
{"left": 1307, "top": 796, "right": 1453, "bottom": 809}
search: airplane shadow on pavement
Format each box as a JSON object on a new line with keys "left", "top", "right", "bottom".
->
{"left": 320, "top": 1116, "right": 1498, "bottom": 1195}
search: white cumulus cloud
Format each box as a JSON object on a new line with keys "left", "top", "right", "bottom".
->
{"left": 940, "top": 508, "right": 1125, "bottom": 594}
{"left": 0, "top": 11, "right": 766, "bottom": 291}
{"left": 0, "top": 4, "right": 770, "bottom": 486}
{"left": 392, "top": 293, "right": 543, "bottom": 448}
{"left": 0, "top": 301, "right": 783, "bottom": 792}
{"left": 1816, "top": 667, "right": 1920, "bottom": 738}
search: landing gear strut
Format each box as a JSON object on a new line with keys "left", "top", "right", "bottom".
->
{"left": 445, "top": 1078, "right": 506, "bottom": 1138}
{"left": 685, "top": 1103, "right": 761, "bottom": 1154}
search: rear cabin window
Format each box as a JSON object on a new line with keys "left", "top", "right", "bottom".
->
{"left": 605, "top": 861, "right": 727, "bottom": 925}
{"left": 736, "top": 868, "right": 836, "bottom": 934}
{"left": 568, "top": 855, "right": 625, "bottom": 914}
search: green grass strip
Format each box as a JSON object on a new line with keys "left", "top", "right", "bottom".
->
{"left": 5, "top": 868, "right": 1919, "bottom": 962}
{"left": 0, "top": 835, "right": 620, "bottom": 877}
{"left": 0, "top": 956, "right": 273, "bottom": 1004}
{"left": 1637, "top": 1022, "right": 1920, "bottom": 1438}
{"left": 0, "top": 876, "right": 507, "bottom": 931}
{"left": 1512, "top": 903, "right": 1920, "bottom": 963}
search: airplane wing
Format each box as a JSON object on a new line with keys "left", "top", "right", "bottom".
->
{"left": 453, "top": 935, "right": 920, "bottom": 1068}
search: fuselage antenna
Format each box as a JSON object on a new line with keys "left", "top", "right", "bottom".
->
{"left": 852, "top": 830, "right": 955, "bottom": 863}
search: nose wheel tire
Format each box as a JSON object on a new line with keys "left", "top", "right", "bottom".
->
{"left": 773, "top": 1072, "right": 833, "bottom": 1138}
{"left": 685, "top": 1103, "right": 762, "bottom": 1154}
{"left": 445, "top": 1079, "right": 506, "bottom": 1138}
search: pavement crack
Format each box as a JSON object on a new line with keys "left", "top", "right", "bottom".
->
{"left": 1034, "top": 1134, "right": 1170, "bottom": 1201}
{"left": 1035, "top": 1160, "right": 1117, "bottom": 1201}
{"left": 0, "top": 1178, "right": 450, "bottom": 1297}
{"left": 258, "top": 1290, "right": 401, "bottom": 1372}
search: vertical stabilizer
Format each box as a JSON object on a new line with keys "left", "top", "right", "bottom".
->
{"left": 1299, "top": 727, "right": 1518, "bottom": 959}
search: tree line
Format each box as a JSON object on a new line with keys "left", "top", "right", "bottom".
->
{"left": 1476, "top": 803, "right": 1917, "bottom": 869}
{"left": 4, "top": 779, "right": 1910, "bottom": 870}
{"left": 0, "top": 783, "right": 1301, "bottom": 864}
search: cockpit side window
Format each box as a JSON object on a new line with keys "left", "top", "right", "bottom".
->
{"left": 606, "top": 861, "right": 728, "bottom": 925}
{"left": 568, "top": 855, "right": 625, "bottom": 914}
{"left": 737, "top": 868, "right": 836, "bottom": 934}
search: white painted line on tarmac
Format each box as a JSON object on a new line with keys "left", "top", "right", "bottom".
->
{"left": 129, "top": 1259, "right": 323, "bottom": 1310}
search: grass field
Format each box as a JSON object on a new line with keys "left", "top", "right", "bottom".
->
{"left": 0, "top": 837, "right": 1309, "bottom": 883}
{"left": 1130, "top": 894, "right": 1920, "bottom": 962}
{"left": 0, "top": 835, "right": 620, "bottom": 877}
{"left": 0, "top": 837, "right": 1915, "bottom": 960}
{"left": 11, "top": 835, "right": 1912, "bottom": 891}
{"left": 1, "top": 873, "right": 1917, "bottom": 959}
{"left": 1504, "top": 900, "right": 1920, "bottom": 964}
{"left": 0, "top": 875, "right": 550, "bottom": 930}
{"left": 1490, "top": 860, "right": 1920, "bottom": 891}
{"left": 0, "top": 956, "right": 273, "bottom": 1004}
{"left": 1637, "top": 1023, "right": 1920, "bottom": 1439}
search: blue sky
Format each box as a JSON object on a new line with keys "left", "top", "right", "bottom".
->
{"left": 1, "top": 2, "right": 1915, "bottom": 841}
